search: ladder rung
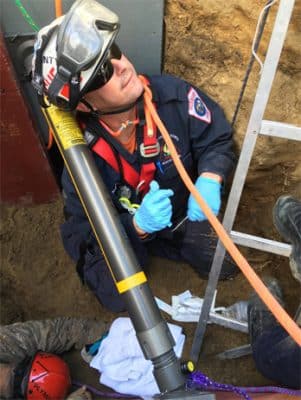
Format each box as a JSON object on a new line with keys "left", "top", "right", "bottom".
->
{"left": 230, "top": 230, "right": 292, "bottom": 256}
{"left": 260, "top": 120, "right": 301, "bottom": 141}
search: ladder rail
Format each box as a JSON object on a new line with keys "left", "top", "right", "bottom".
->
{"left": 223, "top": 0, "right": 296, "bottom": 232}
{"left": 190, "top": 0, "right": 297, "bottom": 363}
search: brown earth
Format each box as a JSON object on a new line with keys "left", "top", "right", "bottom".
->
{"left": 1, "top": 0, "right": 301, "bottom": 397}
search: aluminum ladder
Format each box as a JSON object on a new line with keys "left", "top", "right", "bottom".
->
{"left": 190, "top": 0, "right": 301, "bottom": 362}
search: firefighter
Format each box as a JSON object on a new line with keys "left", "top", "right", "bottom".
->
{"left": 0, "top": 317, "right": 108, "bottom": 399}
{"left": 248, "top": 196, "right": 301, "bottom": 389}
{"left": 31, "top": 0, "right": 237, "bottom": 312}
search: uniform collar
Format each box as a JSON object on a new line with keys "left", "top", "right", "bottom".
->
{"left": 148, "top": 74, "right": 187, "bottom": 103}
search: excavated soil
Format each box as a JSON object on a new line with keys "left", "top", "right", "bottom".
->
{"left": 1, "top": 0, "right": 301, "bottom": 396}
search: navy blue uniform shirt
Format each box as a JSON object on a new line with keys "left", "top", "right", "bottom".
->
{"left": 62, "top": 74, "right": 235, "bottom": 219}
{"left": 61, "top": 74, "right": 235, "bottom": 263}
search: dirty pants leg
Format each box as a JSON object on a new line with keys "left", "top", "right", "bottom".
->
{"left": 249, "top": 306, "right": 301, "bottom": 389}
{"left": 69, "top": 217, "right": 236, "bottom": 312}
{"left": 60, "top": 213, "right": 150, "bottom": 313}
{"left": 0, "top": 318, "right": 109, "bottom": 364}
{"left": 147, "top": 219, "right": 238, "bottom": 279}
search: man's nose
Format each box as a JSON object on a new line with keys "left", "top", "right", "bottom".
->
{"left": 111, "top": 57, "right": 126, "bottom": 75}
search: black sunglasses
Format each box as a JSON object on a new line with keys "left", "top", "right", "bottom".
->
{"left": 84, "top": 43, "right": 122, "bottom": 93}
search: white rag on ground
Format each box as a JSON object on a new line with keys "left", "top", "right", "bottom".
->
{"left": 155, "top": 290, "right": 248, "bottom": 323}
{"left": 90, "top": 317, "right": 185, "bottom": 397}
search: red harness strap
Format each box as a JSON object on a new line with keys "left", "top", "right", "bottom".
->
{"left": 92, "top": 138, "right": 140, "bottom": 189}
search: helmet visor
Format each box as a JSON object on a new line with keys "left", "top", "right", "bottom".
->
{"left": 84, "top": 42, "right": 122, "bottom": 93}
{"left": 56, "top": 0, "right": 120, "bottom": 76}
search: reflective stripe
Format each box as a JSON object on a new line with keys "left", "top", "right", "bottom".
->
{"left": 116, "top": 271, "right": 147, "bottom": 293}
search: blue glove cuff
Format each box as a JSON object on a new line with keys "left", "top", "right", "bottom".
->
{"left": 196, "top": 175, "right": 221, "bottom": 189}
{"left": 187, "top": 175, "right": 221, "bottom": 221}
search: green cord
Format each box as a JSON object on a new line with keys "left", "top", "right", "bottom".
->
{"left": 14, "top": 0, "right": 40, "bottom": 32}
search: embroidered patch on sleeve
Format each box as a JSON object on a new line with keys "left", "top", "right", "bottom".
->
{"left": 188, "top": 87, "right": 211, "bottom": 123}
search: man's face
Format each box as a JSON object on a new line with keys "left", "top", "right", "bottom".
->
{"left": 0, "top": 364, "right": 14, "bottom": 399}
{"left": 83, "top": 54, "right": 144, "bottom": 113}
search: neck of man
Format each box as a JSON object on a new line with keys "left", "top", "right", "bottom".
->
{"left": 99, "top": 107, "right": 137, "bottom": 140}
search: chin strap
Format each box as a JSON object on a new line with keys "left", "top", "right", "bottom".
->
{"left": 80, "top": 93, "right": 144, "bottom": 117}
{"left": 12, "top": 356, "right": 33, "bottom": 399}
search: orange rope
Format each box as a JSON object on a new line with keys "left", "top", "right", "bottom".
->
{"left": 141, "top": 80, "right": 301, "bottom": 347}
{"left": 55, "top": 0, "right": 63, "bottom": 17}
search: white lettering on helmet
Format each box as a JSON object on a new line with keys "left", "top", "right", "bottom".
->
{"left": 42, "top": 55, "right": 56, "bottom": 64}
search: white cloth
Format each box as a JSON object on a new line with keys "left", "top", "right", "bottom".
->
{"left": 90, "top": 317, "right": 185, "bottom": 397}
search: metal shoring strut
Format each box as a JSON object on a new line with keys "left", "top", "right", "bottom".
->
{"left": 43, "top": 105, "right": 215, "bottom": 400}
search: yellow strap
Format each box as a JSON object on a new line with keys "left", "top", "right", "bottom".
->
{"left": 116, "top": 271, "right": 147, "bottom": 293}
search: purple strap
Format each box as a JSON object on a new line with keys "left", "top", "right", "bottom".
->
{"left": 187, "top": 371, "right": 252, "bottom": 399}
{"left": 187, "top": 371, "right": 301, "bottom": 399}
{"left": 73, "top": 371, "right": 301, "bottom": 399}
{"left": 238, "top": 385, "right": 301, "bottom": 396}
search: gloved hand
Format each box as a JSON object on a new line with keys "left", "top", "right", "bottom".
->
{"left": 187, "top": 175, "right": 221, "bottom": 221}
{"left": 134, "top": 181, "right": 174, "bottom": 233}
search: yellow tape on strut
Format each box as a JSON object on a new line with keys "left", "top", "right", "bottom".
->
{"left": 46, "top": 106, "right": 85, "bottom": 149}
{"left": 116, "top": 271, "right": 147, "bottom": 293}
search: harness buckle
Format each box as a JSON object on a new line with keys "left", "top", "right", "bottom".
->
{"left": 139, "top": 142, "right": 160, "bottom": 158}
{"left": 84, "top": 129, "right": 98, "bottom": 148}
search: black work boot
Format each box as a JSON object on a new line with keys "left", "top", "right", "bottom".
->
{"left": 248, "top": 276, "right": 284, "bottom": 342}
{"left": 273, "top": 195, "right": 301, "bottom": 283}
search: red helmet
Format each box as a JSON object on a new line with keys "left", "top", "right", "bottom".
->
{"left": 26, "top": 352, "right": 71, "bottom": 400}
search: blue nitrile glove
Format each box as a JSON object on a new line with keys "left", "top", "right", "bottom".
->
{"left": 134, "top": 181, "right": 174, "bottom": 233}
{"left": 187, "top": 175, "right": 221, "bottom": 221}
